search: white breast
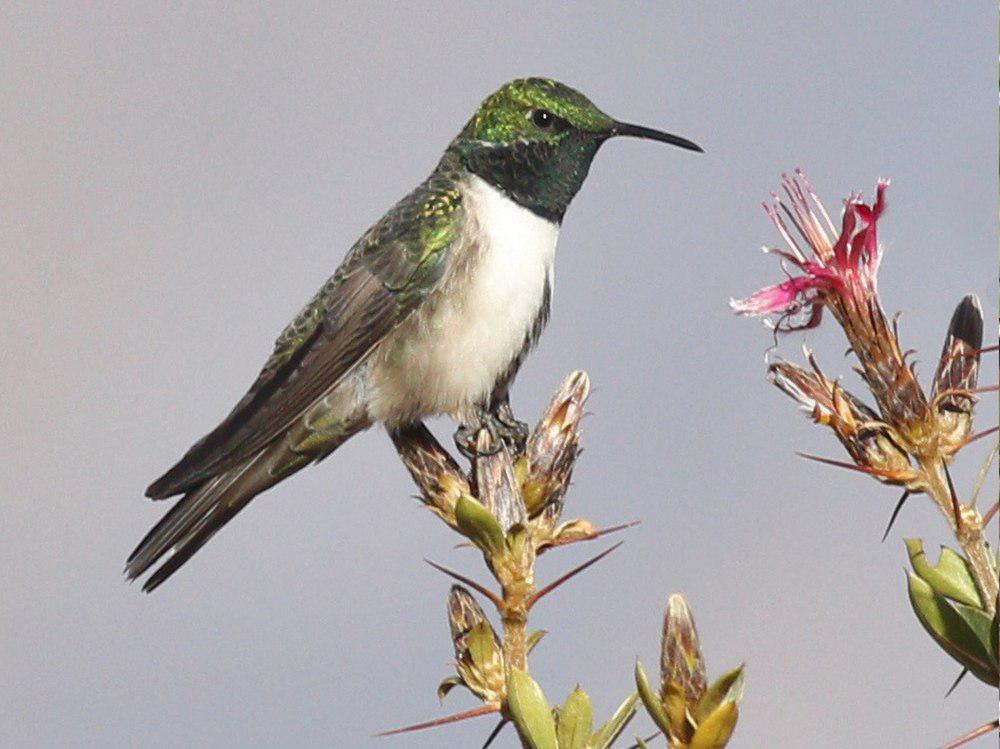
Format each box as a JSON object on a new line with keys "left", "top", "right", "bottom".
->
{"left": 371, "top": 175, "right": 559, "bottom": 424}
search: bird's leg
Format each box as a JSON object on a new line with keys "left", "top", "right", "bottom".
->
{"left": 493, "top": 398, "right": 529, "bottom": 456}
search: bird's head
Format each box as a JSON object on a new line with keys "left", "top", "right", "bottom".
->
{"left": 451, "top": 77, "right": 702, "bottom": 222}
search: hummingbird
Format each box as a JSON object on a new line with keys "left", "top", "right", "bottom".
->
{"left": 127, "top": 77, "right": 701, "bottom": 591}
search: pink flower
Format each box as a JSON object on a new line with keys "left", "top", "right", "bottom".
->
{"left": 730, "top": 171, "right": 888, "bottom": 331}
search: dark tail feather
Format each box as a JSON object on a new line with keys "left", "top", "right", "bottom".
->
{"left": 130, "top": 402, "right": 372, "bottom": 592}
{"left": 126, "top": 452, "right": 275, "bottom": 592}
{"left": 140, "top": 497, "right": 249, "bottom": 592}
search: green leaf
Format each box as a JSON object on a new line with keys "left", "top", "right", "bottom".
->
{"left": 467, "top": 621, "right": 501, "bottom": 672}
{"left": 635, "top": 661, "right": 670, "bottom": 734}
{"left": 526, "top": 629, "right": 547, "bottom": 655}
{"left": 693, "top": 665, "right": 745, "bottom": 724}
{"left": 905, "top": 539, "right": 982, "bottom": 607}
{"left": 662, "top": 680, "right": 690, "bottom": 741}
{"left": 907, "top": 571, "right": 998, "bottom": 686}
{"left": 690, "top": 702, "right": 738, "bottom": 749}
{"left": 506, "top": 669, "right": 557, "bottom": 749}
{"left": 951, "top": 601, "right": 999, "bottom": 663}
{"left": 635, "top": 736, "right": 651, "bottom": 749}
{"left": 556, "top": 686, "right": 593, "bottom": 749}
{"left": 505, "top": 523, "right": 532, "bottom": 564}
{"left": 455, "top": 495, "right": 505, "bottom": 556}
{"left": 589, "top": 691, "right": 638, "bottom": 749}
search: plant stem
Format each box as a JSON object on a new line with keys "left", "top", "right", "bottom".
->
{"left": 471, "top": 436, "right": 537, "bottom": 675}
{"left": 501, "top": 577, "right": 533, "bottom": 672}
{"left": 920, "top": 457, "right": 998, "bottom": 614}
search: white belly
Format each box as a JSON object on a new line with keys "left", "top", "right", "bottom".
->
{"left": 371, "top": 175, "right": 558, "bottom": 424}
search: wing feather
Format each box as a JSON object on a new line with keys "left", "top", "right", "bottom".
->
{"left": 146, "top": 168, "right": 463, "bottom": 498}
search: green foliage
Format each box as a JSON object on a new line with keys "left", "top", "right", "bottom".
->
{"left": 693, "top": 666, "right": 745, "bottom": 726}
{"left": 556, "top": 687, "right": 593, "bottom": 749}
{"left": 689, "top": 702, "right": 738, "bottom": 749}
{"left": 507, "top": 669, "right": 558, "bottom": 749}
{"left": 906, "top": 539, "right": 999, "bottom": 687}
{"left": 588, "top": 692, "right": 639, "bottom": 749}
{"left": 905, "top": 538, "right": 982, "bottom": 608}
{"left": 454, "top": 494, "right": 505, "bottom": 557}
{"left": 635, "top": 661, "right": 670, "bottom": 736}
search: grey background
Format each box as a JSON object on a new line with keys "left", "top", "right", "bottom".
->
{"left": 2, "top": 3, "right": 996, "bottom": 747}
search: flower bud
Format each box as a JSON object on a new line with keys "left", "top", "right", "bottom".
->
{"left": 931, "top": 295, "right": 982, "bottom": 452}
{"left": 636, "top": 594, "right": 744, "bottom": 747}
{"left": 390, "top": 423, "right": 470, "bottom": 527}
{"left": 442, "top": 586, "right": 505, "bottom": 704}
{"left": 522, "top": 371, "right": 590, "bottom": 516}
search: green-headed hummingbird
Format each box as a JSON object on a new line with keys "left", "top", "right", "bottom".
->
{"left": 127, "top": 77, "right": 701, "bottom": 591}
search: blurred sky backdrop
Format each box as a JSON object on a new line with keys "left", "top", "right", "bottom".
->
{"left": 2, "top": 3, "right": 997, "bottom": 747}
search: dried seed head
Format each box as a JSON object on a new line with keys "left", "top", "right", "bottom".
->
{"left": 769, "top": 357, "right": 919, "bottom": 488}
{"left": 390, "top": 424, "right": 470, "bottom": 527}
{"left": 660, "top": 593, "right": 708, "bottom": 706}
{"left": 445, "top": 586, "right": 505, "bottom": 704}
{"left": 447, "top": 585, "right": 490, "bottom": 657}
{"left": 473, "top": 432, "right": 527, "bottom": 532}
{"left": 932, "top": 295, "right": 983, "bottom": 451}
{"left": 522, "top": 371, "right": 590, "bottom": 516}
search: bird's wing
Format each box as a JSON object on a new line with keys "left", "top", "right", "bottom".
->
{"left": 146, "top": 174, "right": 464, "bottom": 498}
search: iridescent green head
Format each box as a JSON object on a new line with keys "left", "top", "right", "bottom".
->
{"left": 468, "top": 78, "right": 615, "bottom": 144}
{"left": 450, "top": 78, "right": 701, "bottom": 222}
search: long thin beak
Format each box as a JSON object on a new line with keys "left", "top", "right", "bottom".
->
{"left": 610, "top": 121, "right": 703, "bottom": 153}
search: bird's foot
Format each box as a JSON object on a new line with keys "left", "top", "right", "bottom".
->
{"left": 453, "top": 405, "right": 528, "bottom": 460}
{"left": 494, "top": 401, "right": 529, "bottom": 455}
{"left": 454, "top": 421, "right": 501, "bottom": 460}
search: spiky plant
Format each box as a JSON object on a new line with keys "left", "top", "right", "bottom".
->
{"left": 733, "top": 172, "right": 998, "bottom": 747}
{"left": 378, "top": 373, "right": 745, "bottom": 748}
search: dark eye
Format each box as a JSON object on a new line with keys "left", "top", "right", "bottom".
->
{"left": 530, "top": 109, "right": 556, "bottom": 129}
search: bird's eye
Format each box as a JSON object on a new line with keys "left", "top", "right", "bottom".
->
{"left": 530, "top": 109, "right": 556, "bottom": 129}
